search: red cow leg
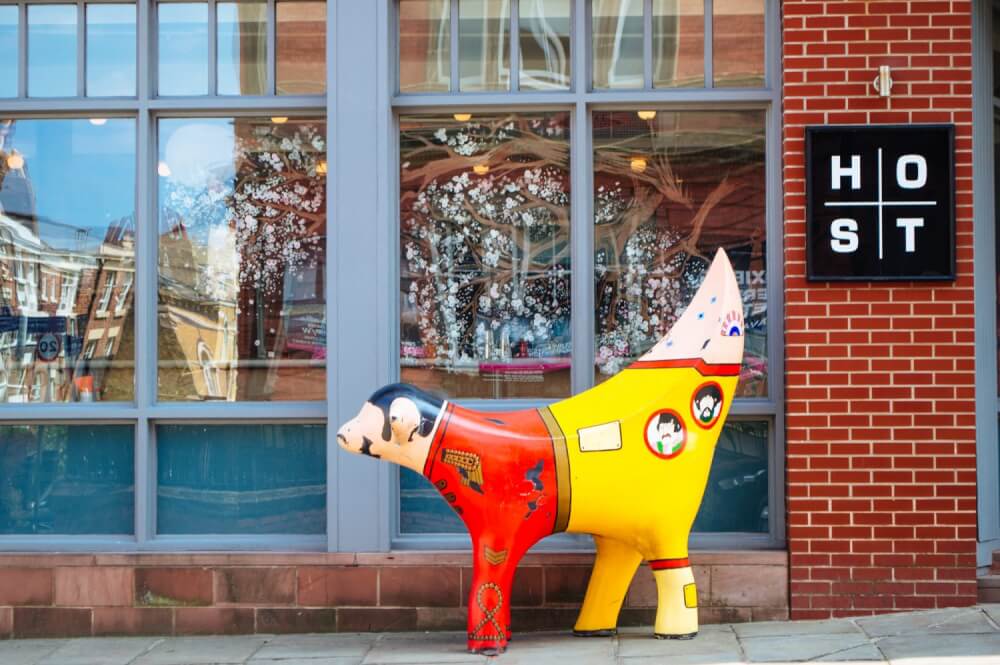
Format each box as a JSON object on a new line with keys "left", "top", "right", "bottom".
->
{"left": 466, "top": 538, "right": 520, "bottom": 654}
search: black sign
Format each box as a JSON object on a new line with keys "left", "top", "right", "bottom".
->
{"left": 806, "top": 125, "right": 955, "bottom": 281}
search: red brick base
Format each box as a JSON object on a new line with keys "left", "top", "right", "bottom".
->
{"left": 0, "top": 551, "right": 787, "bottom": 638}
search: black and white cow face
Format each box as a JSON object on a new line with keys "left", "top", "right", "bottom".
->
{"left": 336, "top": 383, "right": 445, "bottom": 473}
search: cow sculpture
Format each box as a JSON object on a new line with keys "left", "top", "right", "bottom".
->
{"left": 337, "top": 249, "right": 746, "bottom": 654}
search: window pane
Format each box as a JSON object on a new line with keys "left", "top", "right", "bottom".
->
{"left": 156, "top": 424, "right": 326, "bottom": 534}
{"left": 652, "top": 0, "right": 703, "bottom": 88}
{"left": 0, "top": 118, "right": 136, "bottom": 403}
{"left": 400, "top": 467, "right": 464, "bottom": 534}
{"left": 592, "top": 0, "right": 643, "bottom": 90}
{"left": 518, "top": 0, "right": 570, "bottom": 91}
{"left": 399, "top": 113, "right": 571, "bottom": 399}
{"left": 0, "top": 424, "right": 134, "bottom": 534}
{"left": 157, "top": 117, "right": 327, "bottom": 402}
{"left": 399, "top": 0, "right": 450, "bottom": 93}
{"left": 693, "top": 420, "right": 768, "bottom": 533}
{"left": 0, "top": 6, "right": 18, "bottom": 98}
{"left": 458, "top": 0, "right": 509, "bottom": 91}
{"left": 28, "top": 4, "right": 77, "bottom": 97}
{"left": 713, "top": 0, "right": 764, "bottom": 87}
{"left": 86, "top": 4, "right": 136, "bottom": 97}
{"left": 217, "top": 1, "right": 267, "bottom": 95}
{"left": 593, "top": 111, "right": 767, "bottom": 397}
{"left": 276, "top": 0, "right": 326, "bottom": 95}
{"left": 158, "top": 2, "right": 208, "bottom": 96}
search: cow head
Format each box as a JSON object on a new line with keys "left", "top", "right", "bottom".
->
{"left": 336, "top": 383, "right": 446, "bottom": 473}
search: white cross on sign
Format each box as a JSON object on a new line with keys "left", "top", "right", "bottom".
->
{"left": 825, "top": 149, "right": 936, "bottom": 260}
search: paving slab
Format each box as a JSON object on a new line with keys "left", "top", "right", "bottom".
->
{"left": 0, "top": 639, "right": 67, "bottom": 665}
{"left": 250, "top": 634, "right": 375, "bottom": 660}
{"left": 131, "top": 636, "right": 268, "bottom": 665}
{"left": 856, "top": 608, "right": 992, "bottom": 638}
{"left": 733, "top": 619, "right": 864, "bottom": 639}
{"left": 740, "top": 633, "right": 872, "bottom": 662}
{"left": 249, "top": 660, "right": 364, "bottom": 665}
{"left": 814, "top": 644, "right": 885, "bottom": 662}
{"left": 618, "top": 626, "right": 742, "bottom": 662}
{"left": 37, "top": 637, "right": 161, "bottom": 665}
{"left": 876, "top": 632, "right": 1000, "bottom": 662}
{"left": 361, "top": 633, "right": 487, "bottom": 664}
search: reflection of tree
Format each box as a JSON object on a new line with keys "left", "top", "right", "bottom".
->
{"left": 401, "top": 114, "right": 571, "bottom": 365}
{"left": 593, "top": 114, "right": 767, "bottom": 395}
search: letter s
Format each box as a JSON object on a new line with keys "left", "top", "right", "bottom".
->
{"left": 830, "top": 218, "right": 859, "bottom": 253}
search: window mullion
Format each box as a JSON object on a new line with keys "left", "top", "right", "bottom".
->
{"left": 77, "top": 0, "right": 85, "bottom": 96}
{"left": 208, "top": 0, "right": 217, "bottom": 94}
{"left": 266, "top": 0, "right": 276, "bottom": 95}
{"left": 509, "top": 0, "right": 518, "bottom": 92}
{"left": 17, "top": 1, "right": 26, "bottom": 98}
{"left": 570, "top": 98, "right": 593, "bottom": 395}
{"left": 450, "top": 0, "right": 458, "bottom": 92}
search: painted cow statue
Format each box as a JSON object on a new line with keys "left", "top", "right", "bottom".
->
{"left": 337, "top": 249, "right": 745, "bottom": 654}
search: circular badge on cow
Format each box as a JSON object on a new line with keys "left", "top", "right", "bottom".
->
{"left": 691, "top": 381, "right": 723, "bottom": 429}
{"left": 644, "top": 409, "right": 686, "bottom": 459}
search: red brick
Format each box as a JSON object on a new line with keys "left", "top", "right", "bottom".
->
{"left": 93, "top": 608, "right": 174, "bottom": 636}
{"left": 214, "top": 568, "right": 295, "bottom": 605}
{"left": 174, "top": 608, "right": 254, "bottom": 635}
{"left": 135, "top": 568, "right": 213, "bottom": 606}
{"left": 54, "top": 567, "right": 133, "bottom": 607}
{"left": 14, "top": 608, "right": 91, "bottom": 638}
{"left": 379, "top": 567, "right": 460, "bottom": 608}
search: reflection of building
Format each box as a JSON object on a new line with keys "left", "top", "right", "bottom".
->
{"left": 0, "top": 212, "right": 135, "bottom": 403}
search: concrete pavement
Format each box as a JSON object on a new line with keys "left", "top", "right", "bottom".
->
{"left": 3, "top": 605, "right": 1000, "bottom": 664}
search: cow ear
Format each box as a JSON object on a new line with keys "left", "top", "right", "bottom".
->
{"left": 389, "top": 397, "right": 420, "bottom": 444}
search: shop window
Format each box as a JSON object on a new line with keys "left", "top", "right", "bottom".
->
{"left": 276, "top": 0, "right": 327, "bottom": 95}
{"left": 592, "top": 110, "right": 767, "bottom": 396}
{"left": 156, "top": 116, "right": 327, "bottom": 402}
{"left": 28, "top": 4, "right": 77, "bottom": 97}
{"left": 652, "top": 0, "right": 704, "bottom": 88}
{"left": 0, "top": 6, "right": 15, "bottom": 97}
{"left": 0, "top": 424, "right": 135, "bottom": 534}
{"left": 399, "top": 111, "right": 572, "bottom": 399}
{"left": 592, "top": 0, "right": 642, "bottom": 89}
{"left": 712, "top": 0, "right": 765, "bottom": 88}
{"left": 0, "top": 117, "right": 136, "bottom": 403}
{"left": 398, "top": 0, "right": 571, "bottom": 93}
{"left": 158, "top": 2, "right": 209, "bottom": 95}
{"left": 158, "top": 0, "right": 326, "bottom": 97}
{"left": 86, "top": 3, "right": 137, "bottom": 96}
{"left": 156, "top": 423, "right": 326, "bottom": 535}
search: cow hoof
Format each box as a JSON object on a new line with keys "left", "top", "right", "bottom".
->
{"left": 655, "top": 632, "right": 698, "bottom": 640}
{"left": 470, "top": 646, "right": 506, "bottom": 656}
{"left": 573, "top": 628, "right": 617, "bottom": 637}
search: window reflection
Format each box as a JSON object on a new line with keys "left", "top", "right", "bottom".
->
{"left": 156, "top": 424, "right": 325, "bottom": 534}
{"left": 518, "top": 0, "right": 570, "bottom": 91}
{"left": 157, "top": 117, "right": 326, "bottom": 402}
{"left": 693, "top": 420, "right": 768, "bottom": 532}
{"left": 28, "top": 4, "right": 77, "bottom": 97}
{"left": 158, "top": 2, "right": 208, "bottom": 96}
{"left": 0, "top": 7, "right": 17, "bottom": 98}
{"left": 592, "top": 111, "right": 767, "bottom": 397}
{"left": 217, "top": 1, "right": 267, "bottom": 95}
{"left": 0, "top": 118, "right": 136, "bottom": 404}
{"left": 713, "top": 0, "right": 764, "bottom": 87}
{"left": 652, "top": 0, "right": 703, "bottom": 88}
{"left": 399, "top": 113, "right": 571, "bottom": 399}
{"left": 276, "top": 0, "right": 326, "bottom": 95}
{"left": 399, "top": 0, "right": 451, "bottom": 93}
{"left": 86, "top": 4, "right": 136, "bottom": 97}
{"left": 592, "top": 0, "right": 643, "bottom": 89}
{"left": 0, "top": 424, "right": 134, "bottom": 534}
{"left": 458, "top": 0, "right": 509, "bottom": 91}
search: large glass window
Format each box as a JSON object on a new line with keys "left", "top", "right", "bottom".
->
{"left": 0, "top": 118, "right": 136, "bottom": 403}
{"left": 157, "top": 117, "right": 327, "bottom": 402}
{"left": 0, "top": 424, "right": 134, "bottom": 534}
{"left": 217, "top": 1, "right": 267, "bottom": 96}
{"left": 0, "top": 6, "right": 18, "bottom": 98}
{"left": 276, "top": 0, "right": 327, "bottom": 95}
{"left": 394, "top": 2, "right": 777, "bottom": 543}
{"left": 157, "top": 423, "right": 326, "bottom": 534}
{"left": 28, "top": 4, "right": 78, "bottom": 97}
{"left": 399, "top": 112, "right": 572, "bottom": 399}
{"left": 86, "top": 4, "right": 137, "bottom": 97}
{"left": 592, "top": 110, "right": 767, "bottom": 396}
{"left": 158, "top": 2, "right": 209, "bottom": 95}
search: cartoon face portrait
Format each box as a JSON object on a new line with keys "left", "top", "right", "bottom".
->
{"left": 644, "top": 409, "right": 686, "bottom": 459}
{"left": 691, "top": 382, "right": 723, "bottom": 428}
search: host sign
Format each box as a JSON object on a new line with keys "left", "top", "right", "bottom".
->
{"left": 806, "top": 125, "right": 955, "bottom": 281}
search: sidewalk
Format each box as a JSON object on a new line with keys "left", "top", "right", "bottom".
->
{"left": 3, "top": 605, "right": 1000, "bottom": 665}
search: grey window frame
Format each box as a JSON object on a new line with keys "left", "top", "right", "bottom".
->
{"left": 385, "top": 0, "right": 784, "bottom": 551}
{"left": 0, "top": 0, "right": 332, "bottom": 552}
{"left": 974, "top": 0, "right": 999, "bottom": 567}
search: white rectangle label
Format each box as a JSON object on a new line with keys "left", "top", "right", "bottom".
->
{"left": 577, "top": 421, "right": 622, "bottom": 453}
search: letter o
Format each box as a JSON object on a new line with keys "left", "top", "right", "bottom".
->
{"left": 896, "top": 154, "right": 927, "bottom": 190}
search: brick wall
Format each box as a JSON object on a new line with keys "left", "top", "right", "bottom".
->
{"left": 0, "top": 552, "right": 787, "bottom": 638}
{"left": 782, "top": 1, "right": 978, "bottom": 617}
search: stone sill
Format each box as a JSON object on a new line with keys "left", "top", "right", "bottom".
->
{"left": 0, "top": 549, "right": 788, "bottom": 568}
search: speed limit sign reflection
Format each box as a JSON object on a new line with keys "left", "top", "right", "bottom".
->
{"left": 36, "top": 332, "right": 61, "bottom": 362}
